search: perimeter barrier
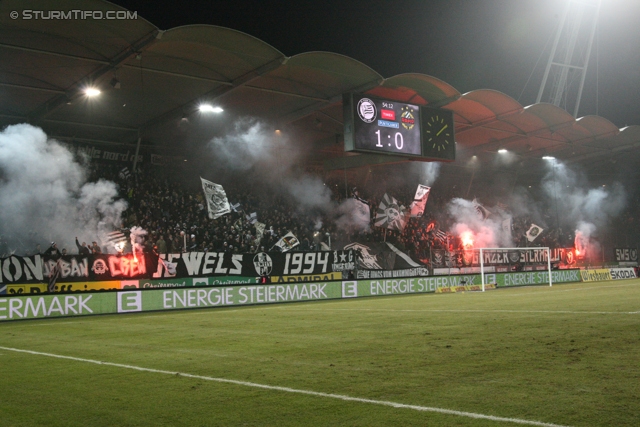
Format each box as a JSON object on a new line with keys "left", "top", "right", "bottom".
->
{"left": 1, "top": 268, "right": 609, "bottom": 322}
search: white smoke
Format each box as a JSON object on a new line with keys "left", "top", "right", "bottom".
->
{"left": 446, "top": 198, "right": 514, "bottom": 248}
{"left": 129, "top": 226, "right": 148, "bottom": 256}
{"left": 542, "top": 161, "right": 626, "bottom": 229}
{"left": 410, "top": 162, "right": 440, "bottom": 185}
{"left": 0, "top": 124, "right": 127, "bottom": 254}
{"left": 284, "top": 175, "right": 332, "bottom": 210}
{"left": 334, "top": 198, "right": 371, "bottom": 233}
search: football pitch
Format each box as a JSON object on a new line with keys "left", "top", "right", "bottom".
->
{"left": 1, "top": 280, "right": 639, "bottom": 426}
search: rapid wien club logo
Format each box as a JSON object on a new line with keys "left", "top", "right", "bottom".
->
{"left": 400, "top": 106, "right": 415, "bottom": 130}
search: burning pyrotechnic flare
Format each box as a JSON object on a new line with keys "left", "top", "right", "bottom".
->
{"left": 460, "top": 230, "right": 474, "bottom": 249}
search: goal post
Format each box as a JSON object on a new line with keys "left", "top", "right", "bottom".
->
{"left": 479, "top": 247, "right": 553, "bottom": 292}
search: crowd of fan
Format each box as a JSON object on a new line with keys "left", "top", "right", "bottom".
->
{"left": 2, "top": 161, "right": 638, "bottom": 263}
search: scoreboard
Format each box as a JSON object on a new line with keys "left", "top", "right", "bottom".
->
{"left": 343, "top": 93, "right": 455, "bottom": 161}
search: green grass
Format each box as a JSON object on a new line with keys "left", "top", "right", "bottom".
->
{"left": 1, "top": 279, "right": 639, "bottom": 426}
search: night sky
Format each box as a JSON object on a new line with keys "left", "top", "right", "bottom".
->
{"left": 113, "top": 0, "right": 640, "bottom": 128}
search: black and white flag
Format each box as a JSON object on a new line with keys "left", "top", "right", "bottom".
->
{"left": 119, "top": 167, "right": 131, "bottom": 180}
{"left": 526, "top": 224, "right": 544, "bottom": 242}
{"left": 409, "top": 185, "right": 431, "bottom": 218}
{"left": 107, "top": 230, "right": 127, "bottom": 252}
{"left": 434, "top": 229, "right": 449, "bottom": 243}
{"left": 200, "top": 177, "right": 231, "bottom": 219}
{"left": 375, "top": 193, "right": 407, "bottom": 232}
{"left": 274, "top": 232, "right": 300, "bottom": 252}
{"left": 48, "top": 260, "right": 61, "bottom": 293}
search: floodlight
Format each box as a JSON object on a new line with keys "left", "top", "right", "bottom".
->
{"left": 498, "top": 149, "right": 507, "bottom": 153}
{"left": 542, "top": 156, "right": 556, "bottom": 160}
{"left": 199, "top": 104, "right": 223, "bottom": 113}
{"left": 84, "top": 88, "right": 101, "bottom": 97}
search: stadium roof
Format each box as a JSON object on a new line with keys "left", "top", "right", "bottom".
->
{"left": 2, "top": 0, "right": 639, "bottom": 174}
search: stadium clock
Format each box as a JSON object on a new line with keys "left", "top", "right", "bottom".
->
{"left": 342, "top": 93, "right": 455, "bottom": 161}
{"left": 421, "top": 106, "right": 455, "bottom": 161}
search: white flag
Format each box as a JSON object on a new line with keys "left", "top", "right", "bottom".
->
{"left": 409, "top": 185, "right": 431, "bottom": 218}
{"left": 274, "top": 232, "right": 300, "bottom": 252}
{"left": 473, "top": 198, "right": 491, "bottom": 220}
{"left": 200, "top": 177, "right": 231, "bottom": 219}
{"left": 526, "top": 224, "right": 544, "bottom": 242}
{"left": 502, "top": 217, "right": 512, "bottom": 234}
{"left": 158, "top": 257, "right": 177, "bottom": 276}
{"left": 246, "top": 212, "right": 258, "bottom": 224}
{"left": 254, "top": 222, "right": 266, "bottom": 242}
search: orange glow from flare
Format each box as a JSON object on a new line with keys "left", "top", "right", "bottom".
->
{"left": 461, "top": 231, "right": 474, "bottom": 249}
{"left": 575, "top": 249, "right": 580, "bottom": 255}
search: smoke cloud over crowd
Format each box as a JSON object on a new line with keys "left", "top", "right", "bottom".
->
{"left": 0, "top": 124, "right": 127, "bottom": 254}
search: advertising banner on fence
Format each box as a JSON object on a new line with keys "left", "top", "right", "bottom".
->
{"left": 580, "top": 269, "right": 612, "bottom": 282}
{"left": 486, "top": 269, "right": 581, "bottom": 287}
{"left": 609, "top": 268, "right": 637, "bottom": 280}
{"left": 0, "top": 282, "right": 344, "bottom": 321}
{"left": 0, "top": 267, "right": 596, "bottom": 322}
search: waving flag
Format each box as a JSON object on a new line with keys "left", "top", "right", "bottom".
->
{"left": 526, "top": 224, "right": 544, "bottom": 242}
{"left": 200, "top": 177, "right": 231, "bottom": 219}
{"left": 409, "top": 185, "right": 431, "bottom": 217}
{"left": 273, "top": 232, "right": 300, "bottom": 252}
{"left": 375, "top": 193, "right": 407, "bottom": 232}
{"left": 473, "top": 198, "right": 491, "bottom": 220}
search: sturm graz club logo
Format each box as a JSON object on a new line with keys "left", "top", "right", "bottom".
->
{"left": 508, "top": 250, "right": 521, "bottom": 263}
{"left": 357, "top": 98, "right": 376, "bottom": 123}
{"left": 253, "top": 252, "right": 273, "bottom": 276}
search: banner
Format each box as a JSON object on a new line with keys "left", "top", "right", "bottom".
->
{"left": 344, "top": 241, "right": 424, "bottom": 271}
{"left": 200, "top": 177, "right": 231, "bottom": 219}
{"left": 431, "top": 248, "right": 556, "bottom": 268}
{"left": 1, "top": 251, "right": 354, "bottom": 287}
{"left": 409, "top": 185, "right": 430, "bottom": 217}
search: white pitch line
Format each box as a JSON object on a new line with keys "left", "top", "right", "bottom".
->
{"left": 275, "top": 307, "right": 638, "bottom": 315}
{"left": 0, "top": 345, "right": 570, "bottom": 427}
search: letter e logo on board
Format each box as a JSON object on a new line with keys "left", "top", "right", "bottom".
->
{"left": 117, "top": 291, "right": 142, "bottom": 313}
{"left": 342, "top": 281, "right": 358, "bottom": 298}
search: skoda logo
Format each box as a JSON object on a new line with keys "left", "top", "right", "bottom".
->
{"left": 253, "top": 252, "right": 273, "bottom": 276}
{"left": 357, "top": 98, "right": 376, "bottom": 123}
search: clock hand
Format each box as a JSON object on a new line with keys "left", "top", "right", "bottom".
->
{"left": 436, "top": 124, "right": 448, "bottom": 136}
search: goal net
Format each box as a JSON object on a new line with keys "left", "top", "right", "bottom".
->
{"left": 478, "top": 247, "right": 553, "bottom": 291}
